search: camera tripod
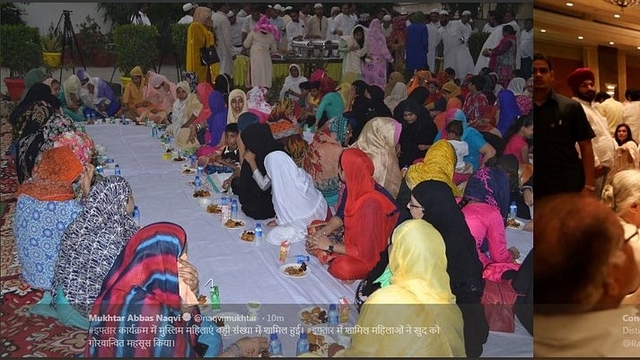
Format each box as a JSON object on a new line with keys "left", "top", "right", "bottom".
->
{"left": 54, "top": 10, "right": 86, "bottom": 82}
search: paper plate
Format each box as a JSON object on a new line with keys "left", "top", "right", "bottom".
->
{"left": 172, "top": 157, "right": 187, "bottom": 162}
{"left": 298, "top": 306, "right": 328, "bottom": 326}
{"left": 205, "top": 204, "right": 223, "bottom": 215}
{"left": 212, "top": 312, "right": 247, "bottom": 336}
{"left": 181, "top": 167, "right": 197, "bottom": 176}
{"left": 280, "top": 263, "right": 309, "bottom": 279}
{"left": 506, "top": 219, "right": 525, "bottom": 230}
{"left": 308, "top": 333, "right": 337, "bottom": 357}
{"left": 239, "top": 230, "right": 256, "bottom": 242}
{"left": 223, "top": 219, "right": 246, "bottom": 230}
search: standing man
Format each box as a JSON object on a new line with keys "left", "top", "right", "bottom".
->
{"left": 178, "top": 3, "right": 196, "bottom": 25}
{"left": 286, "top": 9, "right": 306, "bottom": 51}
{"left": 326, "top": 6, "right": 341, "bottom": 41}
{"left": 332, "top": 3, "right": 357, "bottom": 38}
{"left": 228, "top": 10, "right": 243, "bottom": 56}
{"left": 131, "top": 3, "right": 151, "bottom": 25}
{"left": 519, "top": 18, "right": 533, "bottom": 80}
{"left": 482, "top": 10, "right": 499, "bottom": 33}
{"left": 211, "top": 3, "right": 234, "bottom": 76}
{"left": 405, "top": 11, "right": 429, "bottom": 81}
{"left": 622, "top": 88, "right": 640, "bottom": 143}
{"left": 439, "top": 10, "right": 475, "bottom": 82}
{"left": 426, "top": 8, "right": 441, "bottom": 73}
{"left": 568, "top": 68, "right": 617, "bottom": 198}
{"left": 306, "top": 3, "right": 328, "bottom": 40}
{"left": 242, "top": 5, "right": 263, "bottom": 43}
{"left": 533, "top": 53, "right": 596, "bottom": 199}
{"left": 381, "top": 14, "right": 393, "bottom": 38}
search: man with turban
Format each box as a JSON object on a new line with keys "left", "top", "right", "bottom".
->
{"left": 567, "top": 67, "right": 617, "bottom": 199}
{"left": 533, "top": 53, "right": 596, "bottom": 199}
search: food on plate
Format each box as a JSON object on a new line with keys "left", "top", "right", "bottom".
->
{"left": 182, "top": 168, "right": 196, "bottom": 175}
{"left": 166, "top": 148, "right": 173, "bottom": 153}
{"left": 213, "top": 316, "right": 225, "bottom": 327}
{"left": 300, "top": 304, "right": 327, "bottom": 325}
{"left": 173, "top": 156, "right": 186, "bottom": 162}
{"left": 198, "top": 294, "right": 207, "bottom": 305}
{"left": 240, "top": 230, "right": 255, "bottom": 242}
{"left": 285, "top": 262, "right": 307, "bottom": 277}
{"left": 259, "top": 349, "right": 270, "bottom": 358}
{"left": 206, "top": 204, "right": 222, "bottom": 214}
{"left": 506, "top": 218, "right": 521, "bottom": 228}
{"left": 193, "top": 190, "right": 211, "bottom": 198}
{"left": 224, "top": 219, "right": 245, "bottom": 228}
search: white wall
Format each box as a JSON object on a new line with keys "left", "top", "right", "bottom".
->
{"left": 18, "top": 3, "right": 111, "bottom": 35}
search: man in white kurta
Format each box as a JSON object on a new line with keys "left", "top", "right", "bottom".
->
{"left": 439, "top": 11, "right": 475, "bottom": 81}
{"left": 569, "top": 68, "right": 616, "bottom": 198}
{"left": 178, "top": 3, "right": 195, "bottom": 25}
{"left": 426, "top": 9, "right": 441, "bottom": 72}
{"left": 212, "top": 4, "right": 234, "bottom": 75}
{"left": 332, "top": 4, "right": 358, "bottom": 38}
{"left": 622, "top": 92, "right": 640, "bottom": 143}
{"left": 474, "top": 14, "right": 521, "bottom": 75}
{"left": 286, "top": 11, "right": 307, "bottom": 51}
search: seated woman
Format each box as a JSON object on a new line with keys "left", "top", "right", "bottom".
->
{"left": 13, "top": 146, "right": 93, "bottom": 290}
{"left": 118, "top": 66, "right": 146, "bottom": 120}
{"left": 458, "top": 167, "right": 520, "bottom": 282}
{"left": 178, "top": 82, "right": 214, "bottom": 148}
{"left": 279, "top": 64, "right": 307, "bottom": 104}
{"left": 352, "top": 117, "right": 403, "bottom": 198}
{"left": 244, "top": 124, "right": 328, "bottom": 233}
{"left": 425, "top": 79, "right": 447, "bottom": 118}
{"left": 227, "top": 88, "right": 249, "bottom": 124}
{"left": 59, "top": 75, "right": 85, "bottom": 122}
{"left": 194, "top": 91, "right": 228, "bottom": 158}
{"left": 602, "top": 169, "right": 640, "bottom": 304}
{"left": 383, "top": 81, "right": 408, "bottom": 114}
{"left": 76, "top": 69, "right": 120, "bottom": 119}
{"left": 137, "top": 72, "right": 177, "bottom": 124}
{"left": 32, "top": 176, "right": 138, "bottom": 329}
{"left": 168, "top": 81, "right": 202, "bottom": 139}
{"left": 606, "top": 124, "right": 639, "bottom": 185}
{"left": 503, "top": 114, "right": 533, "bottom": 164}
{"left": 266, "top": 98, "right": 307, "bottom": 167}
{"left": 231, "top": 123, "right": 279, "bottom": 220}
{"left": 411, "top": 180, "right": 488, "bottom": 358}
{"left": 15, "top": 99, "right": 77, "bottom": 183}
{"left": 247, "top": 86, "right": 273, "bottom": 123}
{"left": 397, "top": 99, "right": 438, "bottom": 168}
{"left": 84, "top": 222, "right": 267, "bottom": 357}
{"left": 306, "top": 148, "right": 398, "bottom": 281}
{"left": 343, "top": 220, "right": 465, "bottom": 357}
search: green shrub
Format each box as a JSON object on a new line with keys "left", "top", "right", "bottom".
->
{"left": 170, "top": 23, "right": 189, "bottom": 71}
{"left": 113, "top": 24, "right": 159, "bottom": 75}
{"left": 469, "top": 31, "right": 491, "bottom": 64}
{"left": 0, "top": 24, "right": 42, "bottom": 77}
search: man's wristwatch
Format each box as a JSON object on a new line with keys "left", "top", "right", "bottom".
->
{"left": 328, "top": 244, "right": 334, "bottom": 253}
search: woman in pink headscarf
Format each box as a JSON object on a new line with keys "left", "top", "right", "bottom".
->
{"left": 137, "top": 72, "right": 177, "bottom": 124}
{"left": 243, "top": 15, "right": 280, "bottom": 89}
{"left": 362, "top": 19, "right": 394, "bottom": 89}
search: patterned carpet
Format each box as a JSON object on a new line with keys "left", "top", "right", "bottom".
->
{"left": 0, "top": 108, "right": 86, "bottom": 357}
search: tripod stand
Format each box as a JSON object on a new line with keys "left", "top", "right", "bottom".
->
{"left": 54, "top": 10, "right": 86, "bottom": 82}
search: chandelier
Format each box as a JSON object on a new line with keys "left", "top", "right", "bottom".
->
{"left": 606, "top": 0, "right": 640, "bottom": 11}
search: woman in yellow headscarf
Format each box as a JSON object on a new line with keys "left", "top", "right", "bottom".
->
{"left": 119, "top": 66, "right": 146, "bottom": 119}
{"left": 186, "top": 6, "right": 220, "bottom": 84}
{"left": 342, "top": 219, "right": 466, "bottom": 357}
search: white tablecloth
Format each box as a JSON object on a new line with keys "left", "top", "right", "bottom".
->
{"left": 86, "top": 123, "right": 533, "bottom": 357}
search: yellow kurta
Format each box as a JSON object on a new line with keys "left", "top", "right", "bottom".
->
{"left": 186, "top": 22, "right": 220, "bottom": 83}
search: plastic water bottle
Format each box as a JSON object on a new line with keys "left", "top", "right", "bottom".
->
{"left": 220, "top": 196, "right": 230, "bottom": 223}
{"left": 194, "top": 175, "right": 201, "bottom": 191}
{"left": 255, "top": 223, "right": 263, "bottom": 247}
{"left": 96, "top": 165, "right": 104, "bottom": 175}
{"left": 114, "top": 164, "right": 121, "bottom": 176}
{"left": 268, "top": 333, "right": 283, "bottom": 356}
{"left": 197, "top": 164, "right": 204, "bottom": 176}
{"left": 132, "top": 205, "right": 140, "bottom": 226}
{"left": 121, "top": 113, "right": 126, "bottom": 124}
{"left": 230, "top": 199, "right": 238, "bottom": 220}
{"left": 296, "top": 332, "right": 309, "bottom": 356}
{"left": 509, "top": 201, "right": 517, "bottom": 220}
{"left": 328, "top": 304, "right": 339, "bottom": 326}
{"left": 296, "top": 255, "right": 310, "bottom": 264}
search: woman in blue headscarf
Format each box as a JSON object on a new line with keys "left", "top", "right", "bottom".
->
{"left": 495, "top": 87, "right": 521, "bottom": 137}
{"left": 76, "top": 69, "right": 121, "bottom": 119}
{"left": 435, "top": 109, "right": 496, "bottom": 171}
{"left": 195, "top": 90, "right": 228, "bottom": 159}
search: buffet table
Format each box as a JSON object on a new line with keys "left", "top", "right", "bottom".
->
{"left": 233, "top": 55, "right": 343, "bottom": 88}
{"left": 85, "top": 123, "right": 532, "bottom": 357}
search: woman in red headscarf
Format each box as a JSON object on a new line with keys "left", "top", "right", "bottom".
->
{"left": 306, "top": 148, "right": 399, "bottom": 281}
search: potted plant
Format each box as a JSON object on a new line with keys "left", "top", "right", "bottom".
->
{"left": 42, "top": 26, "right": 62, "bottom": 69}
{"left": 170, "top": 23, "right": 189, "bottom": 74}
{"left": 0, "top": 24, "right": 42, "bottom": 100}
{"left": 469, "top": 31, "right": 491, "bottom": 64}
{"left": 113, "top": 24, "right": 159, "bottom": 86}
{"left": 75, "top": 15, "right": 114, "bottom": 67}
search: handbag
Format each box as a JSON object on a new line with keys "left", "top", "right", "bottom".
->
{"left": 481, "top": 279, "right": 519, "bottom": 333}
{"left": 200, "top": 45, "right": 220, "bottom": 66}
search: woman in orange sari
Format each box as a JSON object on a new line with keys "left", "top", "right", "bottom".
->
{"left": 186, "top": 6, "right": 220, "bottom": 84}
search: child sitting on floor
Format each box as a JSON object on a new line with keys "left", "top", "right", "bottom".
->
{"left": 446, "top": 120, "right": 473, "bottom": 180}
{"left": 200, "top": 124, "right": 240, "bottom": 173}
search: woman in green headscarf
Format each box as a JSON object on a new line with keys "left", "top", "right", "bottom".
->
{"left": 20, "top": 68, "right": 46, "bottom": 101}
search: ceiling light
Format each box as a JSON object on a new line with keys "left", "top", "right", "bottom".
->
{"left": 637, "top": 46, "right": 640, "bottom": 50}
{"left": 605, "top": 0, "right": 640, "bottom": 12}
{"left": 614, "top": 13, "right": 621, "bottom": 17}
{"left": 566, "top": 2, "right": 574, "bottom": 6}
{"left": 609, "top": 41, "right": 615, "bottom": 45}
{"left": 578, "top": 36, "right": 584, "bottom": 39}
{"left": 540, "top": 29, "right": 547, "bottom": 33}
